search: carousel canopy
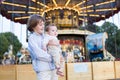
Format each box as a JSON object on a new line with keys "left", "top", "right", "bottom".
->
{"left": 0, "top": 0, "right": 120, "bottom": 25}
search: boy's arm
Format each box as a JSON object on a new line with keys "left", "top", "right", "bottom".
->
{"left": 28, "top": 36, "right": 51, "bottom": 62}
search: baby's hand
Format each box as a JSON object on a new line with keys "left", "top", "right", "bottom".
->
{"left": 60, "top": 55, "right": 64, "bottom": 62}
{"left": 42, "top": 46, "right": 47, "bottom": 51}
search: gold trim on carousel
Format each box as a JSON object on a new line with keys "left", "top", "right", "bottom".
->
{"left": 41, "top": 6, "right": 80, "bottom": 16}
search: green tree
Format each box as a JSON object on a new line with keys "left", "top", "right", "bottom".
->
{"left": 97, "top": 22, "right": 118, "bottom": 57}
{"left": 0, "top": 32, "right": 22, "bottom": 56}
{"left": 0, "top": 34, "right": 9, "bottom": 57}
{"left": 100, "top": 22, "right": 118, "bottom": 37}
{"left": 115, "top": 29, "right": 120, "bottom": 58}
{"left": 86, "top": 24, "right": 100, "bottom": 33}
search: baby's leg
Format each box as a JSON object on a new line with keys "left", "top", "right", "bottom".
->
{"left": 56, "top": 57, "right": 65, "bottom": 77}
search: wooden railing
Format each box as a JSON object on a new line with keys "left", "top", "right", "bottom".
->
{"left": 0, "top": 61, "right": 120, "bottom": 80}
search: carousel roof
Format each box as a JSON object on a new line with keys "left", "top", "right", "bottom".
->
{"left": 0, "top": 0, "right": 120, "bottom": 25}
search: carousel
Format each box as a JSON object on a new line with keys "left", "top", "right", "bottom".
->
{"left": 0, "top": 0, "right": 120, "bottom": 80}
{"left": 1, "top": 0, "right": 120, "bottom": 61}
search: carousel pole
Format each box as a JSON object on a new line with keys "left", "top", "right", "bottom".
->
{"left": 20, "top": 14, "right": 22, "bottom": 44}
{"left": 0, "top": 6, "right": 3, "bottom": 33}
{"left": 110, "top": 1, "right": 117, "bottom": 58}
{"left": 83, "top": 0, "right": 88, "bottom": 61}
{"left": 26, "top": 0, "right": 31, "bottom": 42}
{"left": 0, "top": 2, "right": 3, "bottom": 60}
{"left": 102, "top": 2, "right": 108, "bottom": 59}
{"left": 10, "top": 0, "right": 15, "bottom": 55}
{"left": 117, "top": 11, "right": 120, "bottom": 29}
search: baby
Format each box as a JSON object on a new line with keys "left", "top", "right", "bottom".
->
{"left": 43, "top": 24, "right": 64, "bottom": 76}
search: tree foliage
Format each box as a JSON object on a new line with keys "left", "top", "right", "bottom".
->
{"left": 0, "top": 34, "right": 9, "bottom": 57}
{"left": 86, "top": 24, "right": 100, "bottom": 33}
{"left": 95, "top": 22, "right": 120, "bottom": 58}
{"left": 115, "top": 29, "right": 120, "bottom": 58}
{"left": 100, "top": 22, "right": 118, "bottom": 37}
{"left": 0, "top": 32, "right": 22, "bottom": 57}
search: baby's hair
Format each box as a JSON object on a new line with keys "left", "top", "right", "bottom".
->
{"left": 27, "top": 14, "right": 45, "bottom": 32}
{"left": 45, "top": 23, "right": 57, "bottom": 32}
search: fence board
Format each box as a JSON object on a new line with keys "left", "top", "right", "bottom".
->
{"left": 66, "top": 62, "right": 92, "bottom": 80}
{"left": 92, "top": 61, "right": 115, "bottom": 80}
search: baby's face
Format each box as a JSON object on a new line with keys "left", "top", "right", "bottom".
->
{"left": 48, "top": 26, "right": 58, "bottom": 36}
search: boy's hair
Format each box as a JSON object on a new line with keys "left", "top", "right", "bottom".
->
{"left": 45, "top": 23, "right": 57, "bottom": 32}
{"left": 27, "top": 14, "right": 45, "bottom": 32}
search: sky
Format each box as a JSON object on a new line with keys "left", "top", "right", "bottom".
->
{"left": 0, "top": 15, "right": 27, "bottom": 47}
{"left": 0, "top": 11, "right": 120, "bottom": 48}
{"left": 94, "top": 11, "right": 120, "bottom": 28}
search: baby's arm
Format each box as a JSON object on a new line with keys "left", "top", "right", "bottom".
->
{"left": 48, "top": 39, "right": 60, "bottom": 46}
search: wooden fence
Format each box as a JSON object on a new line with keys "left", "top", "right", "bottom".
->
{"left": 0, "top": 61, "right": 120, "bottom": 80}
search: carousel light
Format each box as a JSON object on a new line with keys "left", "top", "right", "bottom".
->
{"left": 2, "top": 2, "right": 26, "bottom": 8}
{"left": 89, "top": 14, "right": 100, "bottom": 17}
{"left": 79, "top": 14, "right": 87, "bottom": 16}
{"left": 8, "top": 11, "right": 25, "bottom": 13}
{"left": 2, "top": 1, "right": 40, "bottom": 10}
{"left": 8, "top": 11, "right": 41, "bottom": 14}
{"left": 31, "top": 0, "right": 36, "bottom": 2}
{"left": 96, "top": 8, "right": 117, "bottom": 12}
{"left": 65, "top": 0, "right": 71, "bottom": 6}
{"left": 28, "top": 12, "right": 40, "bottom": 14}
{"left": 87, "top": 10, "right": 94, "bottom": 12}
{"left": 79, "top": 10, "right": 94, "bottom": 13}
{"left": 96, "top": 0, "right": 115, "bottom": 6}
{"left": 79, "top": 18, "right": 88, "bottom": 22}
{"left": 15, "top": 16, "right": 29, "bottom": 20}
{"left": 37, "top": 2, "right": 49, "bottom": 8}
{"left": 52, "top": 0, "right": 57, "bottom": 7}
{"left": 79, "top": 18, "right": 84, "bottom": 21}
{"left": 73, "top": 0, "right": 86, "bottom": 8}
{"left": 29, "top": 6, "right": 39, "bottom": 10}
{"left": 80, "top": 5, "right": 93, "bottom": 10}
{"left": 32, "top": 0, "right": 49, "bottom": 8}
{"left": 101, "top": 15, "right": 105, "bottom": 17}
{"left": 89, "top": 14, "right": 105, "bottom": 17}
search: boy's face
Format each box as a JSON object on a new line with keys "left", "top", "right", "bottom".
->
{"left": 33, "top": 20, "right": 44, "bottom": 34}
{"left": 48, "top": 26, "right": 58, "bottom": 36}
